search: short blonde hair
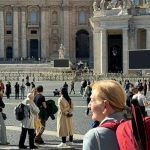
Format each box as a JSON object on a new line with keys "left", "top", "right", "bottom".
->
{"left": 92, "top": 80, "right": 126, "bottom": 111}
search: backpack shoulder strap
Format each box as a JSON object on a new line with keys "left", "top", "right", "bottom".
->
{"left": 100, "top": 120, "right": 124, "bottom": 131}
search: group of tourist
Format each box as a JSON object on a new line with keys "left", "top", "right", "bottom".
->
{"left": 0, "top": 83, "right": 74, "bottom": 149}
{"left": 0, "top": 78, "right": 150, "bottom": 149}
{"left": 0, "top": 78, "right": 35, "bottom": 100}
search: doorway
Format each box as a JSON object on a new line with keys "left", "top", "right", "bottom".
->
{"left": 6, "top": 47, "right": 13, "bottom": 59}
{"left": 30, "top": 39, "right": 39, "bottom": 60}
{"left": 108, "top": 34, "right": 123, "bottom": 73}
{"left": 76, "top": 30, "right": 90, "bottom": 59}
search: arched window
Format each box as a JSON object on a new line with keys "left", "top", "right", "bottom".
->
{"left": 6, "top": 12, "right": 12, "bottom": 25}
{"left": 79, "top": 10, "right": 86, "bottom": 24}
{"left": 52, "top": 11, "right": 58, "bottom": 25}
{"left": 30, "top": 10, "right": 37, "bottom": 25}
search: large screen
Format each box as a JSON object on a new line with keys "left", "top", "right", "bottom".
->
{"left": 54, "top": 59, "right": 69, "bottom": 67}
{"left": 129, "top": 50, "right": 150, "bottom": 69}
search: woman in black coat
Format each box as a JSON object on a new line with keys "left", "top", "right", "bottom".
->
{"left": 5, "top": 81, "right": 11, "bottom": 99}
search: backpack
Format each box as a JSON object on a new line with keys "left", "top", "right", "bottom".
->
{"left": 46, "top": 100, "right": 58, "bottom": 120}
{"left": 100, "top": 99, "right": 150, "bottom": 150}
{"left": 14, "top": 103, "right": 25, "bottom": 121}
{"left": 87, "top": 86, "right": 92, "bottom": 97}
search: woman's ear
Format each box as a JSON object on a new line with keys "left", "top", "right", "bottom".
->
{"left": 102, "top": 100, "right": 110, "bottom": 114}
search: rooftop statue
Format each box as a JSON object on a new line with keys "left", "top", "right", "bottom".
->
{"left": 93, "top": 1, "right": 98, "bottom": 11}
{"left": 94, "top": 0, "right": 133, "bottom": 11}
{"left": 100, "top": 0, "right": 106, "bottom": 10}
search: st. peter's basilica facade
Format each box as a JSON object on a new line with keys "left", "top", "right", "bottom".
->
{"left": 0, "top": 0, "right": 150, "bottom": 74}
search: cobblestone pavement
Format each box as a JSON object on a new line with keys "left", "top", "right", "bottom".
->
{"left": 0, "top": 81, "right": 92, "bottom": 150}
{"left": 0, "top": 81, "right": 150, "bottom": 150}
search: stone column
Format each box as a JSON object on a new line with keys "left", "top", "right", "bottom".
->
{"left": 100, "top": 29, "right": 107, "bottom": 74}
{"left": 41, "top": 7, "right": 49, "bottom": 58}
{"left": 93, "top": 28, "right": 101, "bottom": 74}
{"left": 129, "top": 27, "right": 135, "bottom": 50}
{"left": 0, "top": 7, "right": 4, "bottom": 58}
{"left": 146, "top": 28, "right": 150, "bottom": 49}
{"left": 134, "top": 29, "right": 138, "bottom": 49}
{"left": 63, "top": 5, "right": 70, "bottom": 58}
{"left": 13, "top": 7, "right": 19, "bottom": 58}
{"left": 123, "top": 28, "right": 129, "bottom": 74}
{"left": 21, "top": 7, "right": 27, "bottom": 58}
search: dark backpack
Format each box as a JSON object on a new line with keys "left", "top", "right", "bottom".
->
{"left": 87, "top": 86, "right": 92, "bottom": 97}
{"left": 100, "top": 99, "right": 150, "bottom": 150}
{"left": 15, "top": 103, "right": 25, "bottom": 121}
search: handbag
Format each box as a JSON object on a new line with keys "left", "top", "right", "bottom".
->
{"left": 2, "top": 112, "right": 7, "bottom": 120}
{"left": 66, "top": 113, "right": 73, "bottom": 117}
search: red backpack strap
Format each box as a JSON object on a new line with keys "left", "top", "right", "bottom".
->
{"left": 100, "top": 120, "right": 124, "bottom": 131}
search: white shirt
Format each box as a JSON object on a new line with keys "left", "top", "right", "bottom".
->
{"left": 132, "top": 92, "right": 146, "bottom": 106}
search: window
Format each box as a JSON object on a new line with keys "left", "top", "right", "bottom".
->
{"left": 6, "top": 12, "right": 12, "bottom": 25}
{"left": 79, "top": 11, "right": 86, "bottom": 24}
{"left": 31, "top": 30, "right": 37, "bottom": 34}
{"left": 6, "top": 30, "right": 12, "bottom": 34}
{"left": 30, "top": 11, "right": 37, "bottom": 25}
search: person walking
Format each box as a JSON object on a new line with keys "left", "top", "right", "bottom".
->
{"left": 26, "top": 81, "right": 31, "bottom": 94}
{"left": 5, "top": 81, "right": 11, "bottom": 99}
{"left": 31, "top": 82, "right": 35, "bottom": 89}
{"left": 63, "top": 82, "right": 68, "bottom": 93}
{"left": 69, "top": 81, "right": 75, "bottom": 94}
{"left": 0, "top": 91, "right": 9, "bottom": 145}
{"left": 14, "top": 82, "right": 20, "bottom": 99}
{"left": 143, "top": 80, "right": 147, "bottom": 96}
{"left": 80, "top": 79, "right": 87, "bottom": 95}
{"left": 20, "top": 83, "right": 26, "bottom": 99}
{"left": 0, "top": 80, "right": 5, "bottom": 93}
{"left": 57, "top": 87, "right": 74, "bottom": 148}
{"left": 132, "top": 85, "right": 147, "bottom": 116}
{"left": 19, "top": 92, "right": 39, "bottom": 149}
{"left": 83, "top": 81, "right": 92, "bottom": 115}
{"left": 34, "top": 85, "right": 47, "bottom": 144}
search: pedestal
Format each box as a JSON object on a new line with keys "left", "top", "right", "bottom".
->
{"left": 54, "top": 59, "right": 69, "bottom": 67}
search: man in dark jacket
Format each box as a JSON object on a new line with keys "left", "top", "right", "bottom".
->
{"left": 34, "top": 85, "right": 47, "bottom": 144}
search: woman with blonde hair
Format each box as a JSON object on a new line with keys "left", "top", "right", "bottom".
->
{"left": 83, "top": 80, "right": 126, "bottom": 150}
{"left": 19, "top": 92, "right": 39, "bottom": 149}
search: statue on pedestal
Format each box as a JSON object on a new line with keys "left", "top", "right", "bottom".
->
{"left": 58, "top": 44, "right": 65, "bottom": 59}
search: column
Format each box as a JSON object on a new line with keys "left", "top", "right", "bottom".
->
{"left": 63, "top": 4, "right": 70, "bottom": 58}
{"left": 21, "top": 7, "right": 27, "bottom": 58}
{"left": 134, "top": 29, "right": 138, "bottom": 49}
{"left": 129, "top": 26, "right": 135, "bottom": 50}
{"left": 93, "top": 28, "right": 101, "bottom": 74}
{"left": 13, "top": 7, "right": 19, "bottom": 58}
{"left": 100, "top": 29, "right": 107, "bottom": 74}
{"left": 123, "top": 28, "right": 129, "bottom": 74}
{"left": 146, "top": 28, "right": 150, "bottom": 49}
{"left": 0, "top": 7, "right": 4, "bottom": 58}
{"left": 41, "top": 7, "right": 48, "bottom": 58}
